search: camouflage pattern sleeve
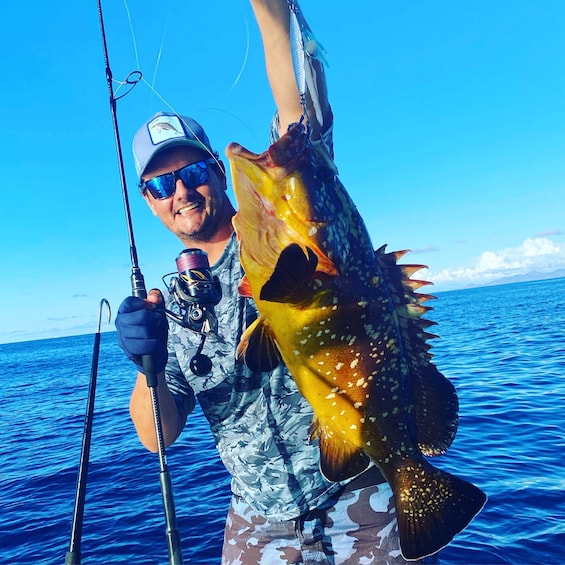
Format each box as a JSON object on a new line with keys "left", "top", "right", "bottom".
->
{"left": 163, "top": 330, "right": 196, "bottom": 436}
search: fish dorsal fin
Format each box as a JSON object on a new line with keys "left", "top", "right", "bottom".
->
{"left": 374, "top": 245, "right": 459, "bottom": 455}
{"left": 260, "top": 243, "right": 319, "bottom": 304}
{"left": 310, "top": 418, "right": 371, "bottom": 482}
{"left": 237, "top": 317, "right": 282, "bottom": 372}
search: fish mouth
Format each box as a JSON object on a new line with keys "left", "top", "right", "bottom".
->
{"left": 231, "top": 166, "right": 277, "bottom": 233}
{"left": 227, "top": 142, "right": 310, "bottom": 226}
{"left": 227, "top": 144, "right": 278, "bottom": 214}
{"left": 228, "top": 142, "right": 337, "bottom": 277}
{"left": 227, "top": 136, "right": 336, "bottom": 228}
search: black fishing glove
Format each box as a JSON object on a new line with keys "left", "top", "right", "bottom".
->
{"left": 115, "top": 296, "right": 168, "bottom": 374}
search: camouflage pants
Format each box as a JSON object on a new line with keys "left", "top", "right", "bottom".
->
{"left": 221, "top": 480, "right": 438, "bottom": 565}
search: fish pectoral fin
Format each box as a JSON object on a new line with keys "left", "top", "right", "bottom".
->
{"left": 311, "top": 419, "right": 371, "bottom": 482}
{"left": 237, "top": 317, "right": 282, "bottom": 372}
{"left": 237, "top": 275, "right": 253, "bottom": 298}
{"left": 260, "top": 244, "right": 319, "bottom": 304}
{"left": 391, "top": 457, "right": 487, "bottom": 560}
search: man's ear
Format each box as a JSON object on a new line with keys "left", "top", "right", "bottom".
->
{"left": 143, "top": 192, "right": 159, "bottom": 216}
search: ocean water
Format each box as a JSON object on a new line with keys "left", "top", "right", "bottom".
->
{"left": 1, "top": 278, "right": 564, "bottom": 564}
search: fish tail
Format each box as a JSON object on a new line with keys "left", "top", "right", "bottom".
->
{"left": 391, "top": 458, "right": 487, "bottom": 560}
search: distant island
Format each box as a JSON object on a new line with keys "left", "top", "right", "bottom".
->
{"left": 427, "top": 269, "right": 565, "bottom": 294}
{"left": 478, "top": 269, "right": 565, "bottom": 288}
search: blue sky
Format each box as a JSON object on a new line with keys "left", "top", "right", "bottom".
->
{"left": 1, "top": 0, "right": 564, "bottom": 344}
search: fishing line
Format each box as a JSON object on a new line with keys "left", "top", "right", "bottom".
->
{"left": 121, "top": 0, "right": 170, "bottom": 98}
{"left": 149, "top": 2, "right": 170, "bottom": 92}
{"left": 121, "top": 0, "right": 141, "bottom": 71}
{"left": 119, "top": 0, "right": 223, "bottom": 173}
{"left": 120, "top": 0, "right": 251, "bottom": 145}
{"left": 226, "top": 18, "right": 251, "bottom": 94}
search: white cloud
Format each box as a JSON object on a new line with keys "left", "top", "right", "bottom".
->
{"left": 424, "top": 237, "right": 565, "bottom": 289}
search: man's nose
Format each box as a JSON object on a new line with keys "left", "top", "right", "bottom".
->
{"left": 175, "top": 178, "right": 194, "bottom": 198}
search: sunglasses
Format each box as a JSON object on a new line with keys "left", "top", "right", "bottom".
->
{"left": 141, "top": 158, "right": 217, "bottom": 200}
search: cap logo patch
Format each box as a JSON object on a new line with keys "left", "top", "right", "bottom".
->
{"left": 147, "top": 115, "right": 185, "bottom": 145}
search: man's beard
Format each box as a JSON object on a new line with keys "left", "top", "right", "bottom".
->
{"left": 178, "top": 197, "right": 227, "bottom": 244}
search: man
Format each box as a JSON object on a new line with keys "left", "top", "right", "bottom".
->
{"left": 116, "top": 1, "right": 436, "bottom": 563}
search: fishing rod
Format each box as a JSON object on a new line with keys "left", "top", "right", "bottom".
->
{"left": 66, "top": 299, "right": 111, "bottom": 565}
{"left": 95, "top": 1, "right": 183, "bottom": 563}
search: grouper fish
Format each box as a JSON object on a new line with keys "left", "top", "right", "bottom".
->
{"left": 227, "top": 121, "right": 486, "bottom": 560}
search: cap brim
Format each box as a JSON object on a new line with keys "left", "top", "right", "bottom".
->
{"left": 138, "top": 138, "right": 212, "bottom": 178}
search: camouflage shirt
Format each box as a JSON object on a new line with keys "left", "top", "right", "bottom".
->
{"left": 164, "top": 235, "right": 342, "bottom": 521}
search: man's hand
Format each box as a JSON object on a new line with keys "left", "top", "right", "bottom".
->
{"left": 115, "top": 289, "right": 168, "bottom": 374}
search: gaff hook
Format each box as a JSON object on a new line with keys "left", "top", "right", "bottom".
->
{"left": 66, "top": 299, "right": 112, "bottom": 565}
{"left": 96, "top": 298, "right": 111, "bottom": 333}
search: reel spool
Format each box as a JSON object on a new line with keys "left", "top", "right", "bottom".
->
{"left": 164, "top": 249, "right": 222, "bottom": 376}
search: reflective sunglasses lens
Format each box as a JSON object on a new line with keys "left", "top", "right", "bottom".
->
{"left": 144, "top": 160, "right": 213, "bottom": 200}
{"left": 177, "top": 161, "right": 209, "bottom": 190}
{"left": 145, "top": 175, "right": 176, "bottom": 199}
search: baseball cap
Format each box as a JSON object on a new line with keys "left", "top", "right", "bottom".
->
{"left": 133, "top": 111, "right": 216, "bottom": 179}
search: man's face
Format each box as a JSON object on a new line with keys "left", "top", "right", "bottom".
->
{"left": 142, "top": 146, "right": 229, "bottom": 245}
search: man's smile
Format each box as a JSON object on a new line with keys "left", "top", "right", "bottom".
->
{"left": 176, "top": 201, "right": 202, "bottom": 215}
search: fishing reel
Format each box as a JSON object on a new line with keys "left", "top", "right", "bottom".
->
{"left": 163, "top": 249, "right": 222, "bottom": 376}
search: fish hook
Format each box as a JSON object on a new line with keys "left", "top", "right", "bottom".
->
{"left": 96, "top": 298, "right": 112, "bottom": 333}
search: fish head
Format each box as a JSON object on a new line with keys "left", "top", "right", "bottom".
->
{"left": 227, "top": 122, "right": 340, "bottom": 286}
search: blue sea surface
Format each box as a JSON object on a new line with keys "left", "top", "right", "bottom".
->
{"left": 1, "top": 278, "right": 564, "bottom": 564}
